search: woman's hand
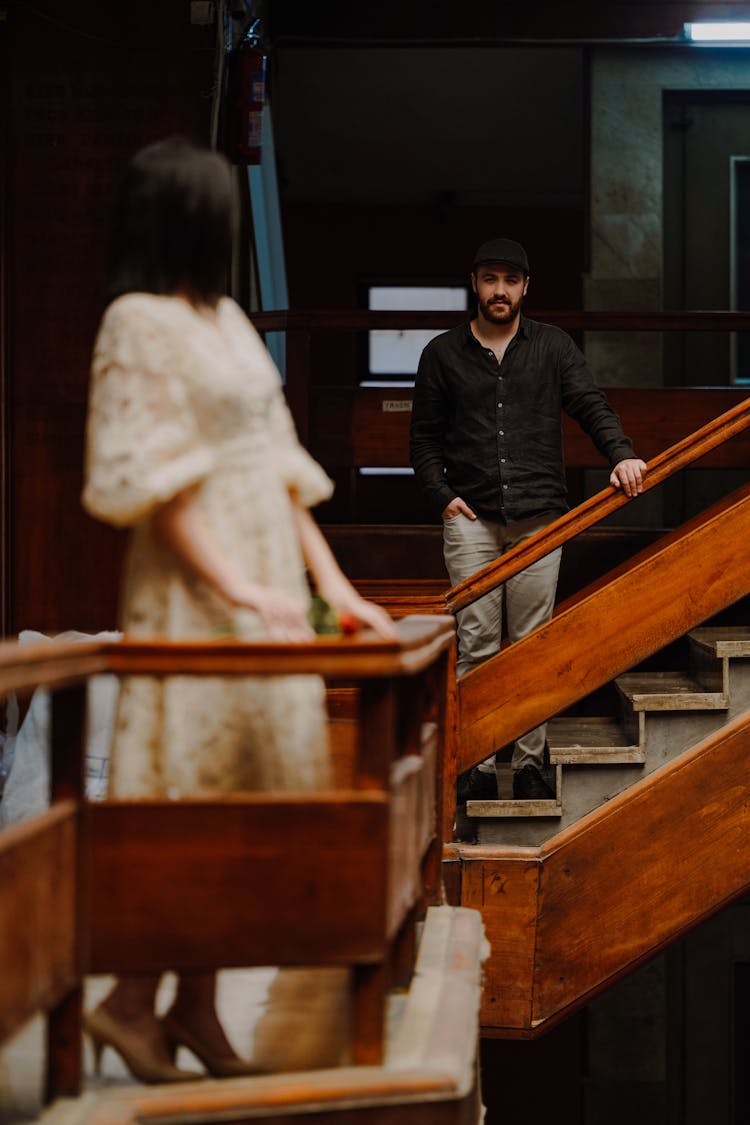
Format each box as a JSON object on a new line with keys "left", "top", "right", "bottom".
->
{"left": 231, "top": 582, "right": 315, "bottom": 642}
{"left": 289, "top": 503, "right": 399, "bottom": 641}
{"left": 321, "top": 581, "right": 399, "bottom": 640}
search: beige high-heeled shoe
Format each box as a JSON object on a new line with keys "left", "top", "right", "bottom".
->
{"left": 161, "top": 1009, "right": 261, "bottom": 1078}
{"left": 85, "top": 1005, "right": 201, "bottom": 1084}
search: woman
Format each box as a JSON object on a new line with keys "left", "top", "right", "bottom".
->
{"left": 82, "top": 137, "right": 395, "bottom": 1083}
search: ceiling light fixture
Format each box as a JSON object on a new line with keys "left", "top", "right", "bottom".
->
{"left": 685, "top": 21, "right": 750, "bottom": 43}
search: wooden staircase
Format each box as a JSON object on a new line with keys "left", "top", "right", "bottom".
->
{"left": 435, "top": 464, "right": 750, "bottom": 1035}
{"left": 455, "top": 701, "right": 750, "bottom": 1035}
{"left": 430, "top": 406, "right": 750, "bottom": 1036}
{"left": 465, "top": 626, "right": 750, "bottom": 846}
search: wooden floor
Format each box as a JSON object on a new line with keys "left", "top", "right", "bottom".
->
{"left": 1, "top": 969, "right": 279, "bottom": 1120}
{"left": 1, "top": 908, "right": 485, "bottom": 1125}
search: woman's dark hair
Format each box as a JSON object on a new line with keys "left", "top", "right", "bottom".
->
{"left": 106, "top": 137, "right": 237, "bottom": 305}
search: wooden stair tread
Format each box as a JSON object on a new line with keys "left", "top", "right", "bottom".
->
{"left": 616, "top": 671, "right": 728, "bottom": 711}
{"left": 547, "top": 717, "right": 643, "bottom": 763}
{"left": 466, "top": 798, "right": 562, "bottom": 819}
{"left": 689, "top": 626, "right": 750, "bottom": 658}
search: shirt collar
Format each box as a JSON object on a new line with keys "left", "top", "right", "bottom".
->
{"left": 461, "top": 314, "right": 530, "bottom": 348}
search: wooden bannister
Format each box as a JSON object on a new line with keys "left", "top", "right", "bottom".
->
{"left": 0, "top": 617, "right": 455, "bottom": 1100}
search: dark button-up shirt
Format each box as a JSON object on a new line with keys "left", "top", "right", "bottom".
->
{"left": 410, "top": 317, "right": 636, "bottom": 522}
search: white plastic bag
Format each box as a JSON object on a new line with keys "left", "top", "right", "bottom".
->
{"left": 0, "top": 630, "right": 121, "bottom": 827}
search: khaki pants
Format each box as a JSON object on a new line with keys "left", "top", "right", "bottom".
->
{"left": 443, "top": 512, "right": 562, "bottom": 771}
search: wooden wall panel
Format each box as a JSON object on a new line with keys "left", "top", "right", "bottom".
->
{"left": 88, "top": 797, "right": 389, "bottom": 974}
{"left": 459, "top": 853, "right": 539, "bottom": 1030}
{"left": 310, "top": 387, "right": 750, "bottom": 470}
{"left": 0, "top": 804, "right": 78, "bottom": 1043}
{"left": 7, "top": 1, "right": 214, "bottom": 635}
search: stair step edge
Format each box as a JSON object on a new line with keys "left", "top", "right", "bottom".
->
{"left": 548, "top": 716, "right": 633, "bottom": 740}
{"left": 689, "top": 627, "right": 750, "bottom": 658}
{"left": 549, "top": 747, "right": 644, "bottom": 764}
{"left": 615, "top": 674, "right": 728, "bottom": 711}
{"left": 466, "top": 798, "right": 562, "bottom": 819}
{"left": 620, "top": 691, "right": 728, "bottom": 712}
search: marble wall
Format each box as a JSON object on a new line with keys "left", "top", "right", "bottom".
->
{"left": 587, "top": 46, "right": 750, "bottom": 387}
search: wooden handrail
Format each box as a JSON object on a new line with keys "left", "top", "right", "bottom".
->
{"left": 251, "top": 308, "right": 750, "bottom": 332}
{"left": 0, "top": 617, "right": 455, "bottom": 698}
{"left": 446, "top": 394, "right": 750, "bottom": 614}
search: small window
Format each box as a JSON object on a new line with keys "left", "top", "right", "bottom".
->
{"left": 364, "top": 284, "right": 469, "bottom": 384}
{"left": 731, "top": 156, "right": 750, "bottom": 384}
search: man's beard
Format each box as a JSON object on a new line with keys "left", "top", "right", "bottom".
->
{"left": 478, "top": 294, "right": 523, "bottom": 324}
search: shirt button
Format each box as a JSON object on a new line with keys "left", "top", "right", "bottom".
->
{"left": 503, "top": 484, "right": 509, "bottom": 490}
{"left": 498, "top": 430, "right": 504, "bottom": 436}
{"left": 497, "top": 402, "right": 503, "bottom": 407}
{"left": 501, "top": 458, "right": 506, "bottom": 463}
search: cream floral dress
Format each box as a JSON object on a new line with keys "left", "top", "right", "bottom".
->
{"left": 83, "top": 293, "right": 334, "bottom": 798}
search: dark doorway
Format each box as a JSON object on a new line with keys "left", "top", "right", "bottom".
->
{"left": 663, "top": 90, "right": 750, "bottom": 386}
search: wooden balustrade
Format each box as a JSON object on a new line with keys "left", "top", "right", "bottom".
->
{"left": 458, "top": 481, "right": 750, "bottom": 774}
{"left": 0, "top": 617, "right": 455, "bottom": 1101}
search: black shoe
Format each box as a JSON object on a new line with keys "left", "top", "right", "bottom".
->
{"left": 513, "top": 765, "right": 555, "bottom": 800}
{"left": 456, "top": 765, "right": 498, "bottom": 804}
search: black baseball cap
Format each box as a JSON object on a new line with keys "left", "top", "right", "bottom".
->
{"left": 472, "top": 238, "right": 529, "bottom": 275}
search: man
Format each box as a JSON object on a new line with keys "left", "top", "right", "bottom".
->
{"left": 410, "top": 238, "right": 646, "bottom": 800}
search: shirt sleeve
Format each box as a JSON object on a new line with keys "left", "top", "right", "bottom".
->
{"left": 82, "top": 298, "right": 213, "bottom": 528}
{"left": 410, "top": 343, "right": 457, "bottom": 514}
{"left": 559, "top": 333, "right": 637, "bottom": 467}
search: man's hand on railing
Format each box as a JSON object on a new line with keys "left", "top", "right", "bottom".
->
{"left": 610, "top": 458, "right": 648, "bottom": 498}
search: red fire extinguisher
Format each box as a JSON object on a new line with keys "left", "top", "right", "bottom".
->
{"left": 226, "top": 41, "right": 266, "bottom": 165}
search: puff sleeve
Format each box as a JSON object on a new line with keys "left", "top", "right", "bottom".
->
{"left": 268, "top": 384, "right": 334, "bottom": 509}
{"left": 83, "top": 297, "right": 213, "bottom": 528}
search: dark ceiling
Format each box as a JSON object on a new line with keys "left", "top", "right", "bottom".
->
{"left": 268, "top": 2, "right": 750, "bottom": 46}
